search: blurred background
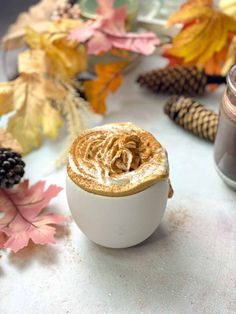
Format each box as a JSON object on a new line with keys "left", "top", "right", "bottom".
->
{"left": 0, "top": 0, "right": 186, "bottom": 81}
{"left": 0, "top": 0, "right": 187, "bottom": 38}
{"left": 0, "top": 0, "right": 38, "bottom": 38}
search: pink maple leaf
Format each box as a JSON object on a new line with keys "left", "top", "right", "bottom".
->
{"left": 68, "top": 0, "right": 160, "bottom": 55}
{"left": 0, "top": 180, "right": 65, "bottom": 253}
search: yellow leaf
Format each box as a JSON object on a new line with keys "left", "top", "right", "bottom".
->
{"left": 0, "top": 128, "right": 22, "bottom": 153}
{"left": 2, "top": 0, "right": 55, "bottom": 50}
{"left": 25, "top": 21, "right": 87, "bottom": 81}
{"left": 0, "top": 83, "right": 14, "bottom": 115}
{"left": 220, "top": 0, "right": 236, "bottom": 17}
{"left": 0, "top": 71, "right": 66, "bottom": 154}
{"left": 18, "top": 50, "right": 50, "bottom": 74}
{"left": 48, "top": 19, "right": 84, "bottom": 34}
{"left": 166, "top": 0, "right": 236, "bottom": 69}
{"left": 167, "top": 5, "right": 213, "bottom": 26}
{"left": 0, "top": 49, "right": 90, "bottom": 156}
{"left": 84, "top": 62, "right": 129, "bottom": 114}
{"left": 204, "top": 44, "right": 228, "bottom": 75}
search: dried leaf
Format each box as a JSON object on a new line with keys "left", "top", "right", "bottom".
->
{"left": 84, "top": 61, "right": 129, "bottom": 114}
{"left": 25, "top": 20, "right": 87, "bottom": 80}
{"left": 0, "top": 180, "right": 65, "bottom": 253}
{"left": 69, "top": 0, "right": 160, "bottom": 55}
{"left": 0, "top": 128, "right": 22, "bottom": 153}
{"left": 0, "top": 83, "right": 14, "bottom": 114}
{"left": 0, "top": 49, "right": 90, "bottom": 155}
{"left": 18, "top": 49, "right": 50, "bottom": 74}
{"left": 0, "top": 50, "right": 66, "bottom": 154}
{"left": 2, "top": 0, "right": 56, "bottom": 50}
{"left": 166, "top": 0, "right": 236, "bottom": 70}
{"left": 7, "top": 74, "right": 64, "bottom": 154}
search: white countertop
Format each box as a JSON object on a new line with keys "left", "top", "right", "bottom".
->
{"left": 0, "top": 55, "right": 236, "bottom": 314}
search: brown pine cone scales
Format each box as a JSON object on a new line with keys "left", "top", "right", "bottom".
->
{"left": 164, "top": 96, "right": 218, "bottom": 142}
{"left": 137, "top": 66, "right": 208, "bottom": 95}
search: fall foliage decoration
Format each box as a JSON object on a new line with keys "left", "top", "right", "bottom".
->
{"left": 0, "top": 50, "right": 64, "bottom": 154}
{"left": 25, "top": 19, "right": 87, "bottom": 81}
{"left": 0, "top": 43, "right": 90, "bottom": 158}
{"left": 165, "top": 0, "right": 236, "bottom": 74}
{"left": 69, "top": 0, "right": 160, "bottom": 55}
{"left": 0, "top": 128, "right": 22, "bottom": 154}
{"left": 137, "top": 66, "right": 226, "bottom": 96}
{"left": 84, "top": 61, "right": 129, "bottom": 114}
{"left": 0, "top": 180, "right": 65, "bottom": 253}
{"left": 164, "top": 96, "right": 218, "bottom": 142}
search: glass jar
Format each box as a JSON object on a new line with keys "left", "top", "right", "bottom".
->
{"left": 214, "top": 64, "right": 236, "bottom": 190}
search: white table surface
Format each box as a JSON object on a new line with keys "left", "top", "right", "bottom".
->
{"left": 0, "top": 55, "right": 236, "bottom": 314}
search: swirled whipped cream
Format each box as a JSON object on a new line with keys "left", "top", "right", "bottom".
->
{"left": 67, "top": 123, "right": 170, "bottom": 196}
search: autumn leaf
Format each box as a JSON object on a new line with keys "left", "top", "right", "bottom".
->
{"left": 69, "top": 0, "right": 160, "bottom": 55}
{"left": 7, "top": 73, "right": 64, "bottom": 154}
{"left": 25, "top": 19, "right": 87, "bottom": 81}
{"left": 0, "top": 50, "right": 90, "bottom": 157}
{"left": 0, "top": 50, "right": 66, "bottom": 154}
{"left": 0, "top": 232, "right": 6, "bottom": 249}
{"left": 0, "top": 128, "right": 22, "bottom": 154}
{"left": 204, "top": 42, "right": 230, "bottom": 75}
{"left": 0, "top": 180, "right": 65, "bottom": 253}
{"left": 166, "top": 0, "right": 236, "bottom": 71}
{"left": 2, "top": 0, "right": 55, "bottom": 50}
{"left": 84, "top": 61, "right": 129, "bottom": 114}
{"left": 18, "top": 49, "right": 50, "bottom": 74}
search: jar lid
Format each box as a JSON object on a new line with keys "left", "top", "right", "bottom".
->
{"left": 227, "top": 64, "right": 236, "bottom": 96}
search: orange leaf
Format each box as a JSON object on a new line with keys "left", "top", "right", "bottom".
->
{"left": 205, "top": 44, "right": 229, "bottom": 75}
{"left": 84, "top": 61, "right": 129, "bottom": 114}
{"left": 166, "top": 0, "right": 236, "bottom": 71}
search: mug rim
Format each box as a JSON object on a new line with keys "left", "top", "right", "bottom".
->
{"left": 66, "top": 172, "right": 168, "bottom": 199}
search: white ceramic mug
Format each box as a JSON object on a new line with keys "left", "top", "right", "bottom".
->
{"left": 66, "top": 175, "right": 169, "bottom": 248}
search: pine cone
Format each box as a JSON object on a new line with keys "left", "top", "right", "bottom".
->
{"left": 137, "top": 66, "right": 209, "bottom": 96}
{"left": 51, "top": 0, "right": 81, "bottom": 20}
{"left": 164, "top": 96, "right": 218, "bottom": 142}
{"left": 0, "top": 148, "right": 25, "bottom": 188}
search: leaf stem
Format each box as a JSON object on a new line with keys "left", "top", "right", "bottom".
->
{"left": 1, "top": 189, "right": 37, "bottom": 228}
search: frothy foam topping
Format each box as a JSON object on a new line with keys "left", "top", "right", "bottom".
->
{"left": 67, "top": 123, "right": 169, "bottom": 196}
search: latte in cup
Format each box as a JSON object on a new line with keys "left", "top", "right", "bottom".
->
{"left": 66, "top": 123, "right": 173, "bottom": 248}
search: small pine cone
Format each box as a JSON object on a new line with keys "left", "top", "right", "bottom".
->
{"left": 137, "top": 66, "right": 208, "bottom": 96}
{"left": 164, "top": 96, "right": 218, "bottom": 142}
{"left": 0, "top": 148, "right": 25, "bottom": 188}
